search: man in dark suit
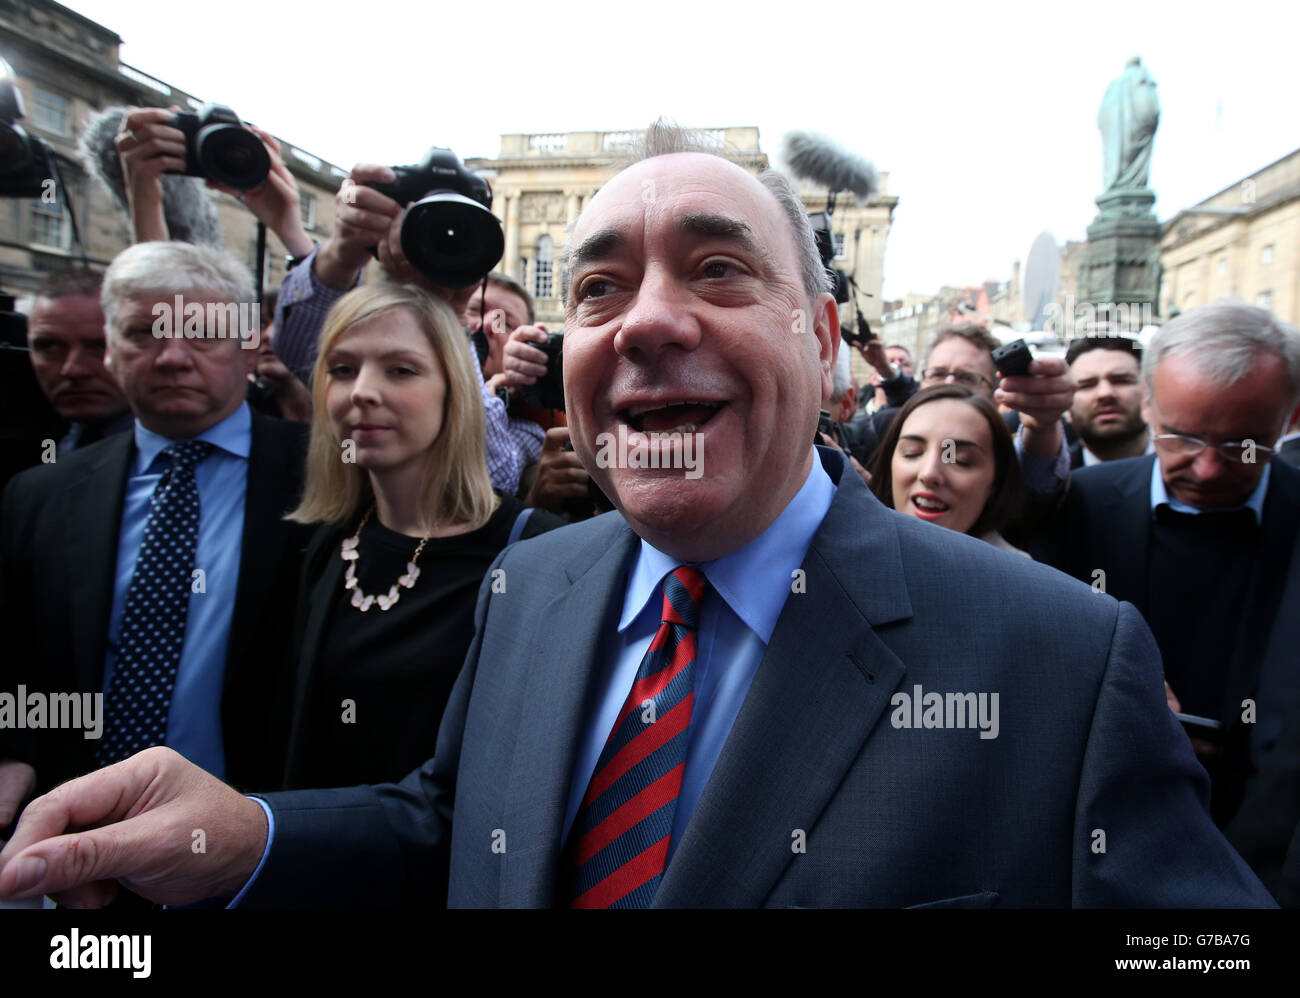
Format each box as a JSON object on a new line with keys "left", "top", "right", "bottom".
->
{"left": 0, "top": 127, "right": 1273, "bottom": 908}
{"left": 1031, "top": 302, "right": 1300, "bottom": 834}
{"left": 0, "top": 241, "right": 311, "bottom": 834}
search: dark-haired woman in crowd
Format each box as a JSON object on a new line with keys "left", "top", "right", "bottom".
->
{"left": 281, "top": 282, "right": 563, "bottom": 789}
{"left": 869, "top": 384, "right": 1026, "bottom": 555}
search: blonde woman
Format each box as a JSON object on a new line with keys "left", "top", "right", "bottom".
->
{"left": 282, "top": 283, "right": 562, "bottom": 789}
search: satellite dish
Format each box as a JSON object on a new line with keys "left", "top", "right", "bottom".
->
{"left": 1023, "top": 231, "right": 1060, "bottom": 331}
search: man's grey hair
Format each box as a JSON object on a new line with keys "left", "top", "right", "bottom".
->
{"left": 830, "top": 339, "right": 852, "bottom": 403}
{"left": 102, "top": 241, "right": 255, "bottom": 338}
{"left": 1143, "top": 300, "right": 1300, "bottom": 404}
{"left": 560, "top": 119, "right": 831, "bottom": 305}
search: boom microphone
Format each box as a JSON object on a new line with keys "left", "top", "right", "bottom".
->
{"left": 781, "top": 130, "right": 879, "bottom": 204}
{"left": 78, "top": 106, "right": 223, "bottom": 247}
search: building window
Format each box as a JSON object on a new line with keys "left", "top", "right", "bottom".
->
{"left": 299, "top": 192, "right": 317, "bottom": 231}
{"left": 1261, "top": 244, "right": 1275, "bottom": 265}
{"left": 534, "top": 235, "right": 553, "bottom": 300}
{"left": 518, "top": 258, "right": 528, "bottom": 290}
{"left": 832, "top": 232, "right": 846, "bottom": 260}
{"left": 1217, "top": 258, "right": 1227, "bottom": 277}
{"left": 31, "top": 198, "right": 69, "bottom": 249}
{"left": 1257, "top": 290, "right": 1274, "bottom": 311}
{"left": 30, "top": 87, "right": 72, "bottom": 136}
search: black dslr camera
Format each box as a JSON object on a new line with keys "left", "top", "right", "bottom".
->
{"left": 521, "top": 331, "right": 565, "bottom": 410}
{"left": 366, "top": 147, "right": 504, "bottom": 288}
{"left": 0, "top": 59, "right": 55, "bottom": 199}
{"left": 168, "top": 102, "right": 270, "bottom": 190}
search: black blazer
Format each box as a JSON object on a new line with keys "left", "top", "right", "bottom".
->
{"left": 0, "top": 410, "right": 313, "bottom": 797}
{"left": 1029, "top": 453, "right": 1300, "bottom": 821}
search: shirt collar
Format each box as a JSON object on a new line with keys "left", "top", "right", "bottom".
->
{"left": 619, "top": 454, "right": 837, "bottom": 643}
{"left": 133, "top": 401, "right": 252, "bottom": 474}
{"left": 1149, "top": 456, "right": 1270, "bottom": 525}
{"left": 1082, "top": 434, "right": 1154, "bottom": 467}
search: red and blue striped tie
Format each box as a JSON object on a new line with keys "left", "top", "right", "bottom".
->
{"left": 567, "top": 565, "right": 709, "bottom": 908}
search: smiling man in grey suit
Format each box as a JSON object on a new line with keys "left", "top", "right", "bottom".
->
{"left": 0, "top": 124, "right": 1274, "bottom": 908}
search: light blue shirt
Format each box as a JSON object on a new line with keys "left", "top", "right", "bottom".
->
{"left": 1149, "top": 458, "right": 1270, "bottom": 525}
{"left": 103, "top": 402, "right": 251, "bottom": 780}
{"left": 560, "top": 454, "right": 837, "bottom": 863}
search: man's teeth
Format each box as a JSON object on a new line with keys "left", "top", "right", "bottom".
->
{"left": 645, "top": 425, "right": 699, "bottom": 437}
{"left": 913, "top": 496, "right": 949, "bottom": 511}
{"left": 625, "top": 400, "right": 722, "bottom": 418}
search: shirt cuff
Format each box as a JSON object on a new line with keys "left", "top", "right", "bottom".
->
{"left": 226, "top": 796, "right": 276, "bottom": 909}
{"left": 1014, "top": 426, "right": 1070, "bottom": 495}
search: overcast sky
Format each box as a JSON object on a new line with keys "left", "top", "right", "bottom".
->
{"left": 61, "top": 0, "right": 1300, "bottom": 302}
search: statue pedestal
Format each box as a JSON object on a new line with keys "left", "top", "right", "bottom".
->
{"left": 1077, "top": 188, "right": 1162, "bottom": 329}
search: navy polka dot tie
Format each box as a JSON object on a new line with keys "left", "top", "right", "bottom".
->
{"left": 95, "top": 440, "right": 213, "bottom": 768}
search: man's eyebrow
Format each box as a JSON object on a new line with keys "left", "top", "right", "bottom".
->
{"left": 678, "top": 213, "right": 777, "bottom": 268}
{"left": 566, "top": 228, "right": 625, "bottom": 274}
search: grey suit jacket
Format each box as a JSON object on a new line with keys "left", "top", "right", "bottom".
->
{"left": 242, "top": 448, "right": 1273, "bottom": 907}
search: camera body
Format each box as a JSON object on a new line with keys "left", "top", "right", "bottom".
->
{"left": 366, "top": 147, "right": 504, "bottom": 288}
{"left": 521, "top": 331, "right": 565, "bottom": 410}
{"left": 169, "top": 102, "right": 270, "bottom": 191}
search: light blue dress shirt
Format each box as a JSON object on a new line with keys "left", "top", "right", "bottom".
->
{"left": 1149, "top": 458, "right": 1270, "bottom": 525}
{"left": 560, "top": 455, "right": 837, "bottom": 862}
{"left": 103, "top": 402, "right": 251, "bottom": 781}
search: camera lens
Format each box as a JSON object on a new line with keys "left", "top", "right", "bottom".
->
{"left": 401, "top": 192, "right": 504, "bottom": 288}
{"left": 195, "top": 123, "right": 270, "bottom": 190}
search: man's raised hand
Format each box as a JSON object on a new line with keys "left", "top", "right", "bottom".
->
{"left": 0, "top": 747, "right": 266, "bottom": 908}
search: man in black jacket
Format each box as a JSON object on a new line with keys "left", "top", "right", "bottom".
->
{"left": 1031, "top": 302, "right": 1300, "bottom": 837}
{"left": 0, "top": 242, "right": 311, "bottom": 834}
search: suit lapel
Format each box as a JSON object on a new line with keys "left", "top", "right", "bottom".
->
{"left": 1223, "top": 459, "right": 1300, "bottom": 722}
{"left": 498, "top": 516, "right": 640, "bottom": 907}
{"left": 224, "top": 415, "right": 299, "bottom": 693}
{"left": 655, "top": 463, "right": 911, "bottom": 907}
{"left": 282, "top": 531, "right": 343, "bottom": 786}
{"left": 65, "top": 434, "right": 134, "bottom": 690}
{"left": 1098, "top": 455, "right": 1154, "bottom": 611}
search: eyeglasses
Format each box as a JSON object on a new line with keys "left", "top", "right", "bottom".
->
{"left": 1148, "top": 402, "right": 1283, "bottom": 465}
{"left": 1152, "top": 433, "right": 1275, "bottom": 464}
{"left": 921, "top": 367, "right": 993, "bottom": 389}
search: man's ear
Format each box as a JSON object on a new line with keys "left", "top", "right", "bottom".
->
{"left": 1140, "top": 385, "right": 1153, "bottom": 429}
{"left": 810, "top": 291, "right": 839, "bottom": 403}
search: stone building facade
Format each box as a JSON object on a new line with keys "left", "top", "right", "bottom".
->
{"left": 467, "top": 127, "right": 898, "bottom": 328}
{"left": 0, "top": 0, "right": 345, "bottom": 299}
{"left": 1160, "top": 147, "right": 1300, "bottom": 327}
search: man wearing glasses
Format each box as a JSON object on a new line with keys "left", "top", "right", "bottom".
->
{"left": 1032, "top": 302, "right": 1300, "bottom": 845}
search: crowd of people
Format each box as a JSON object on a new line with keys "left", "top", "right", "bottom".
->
{"left": 0, "top": 117, "right": 1297, "bottom": 909}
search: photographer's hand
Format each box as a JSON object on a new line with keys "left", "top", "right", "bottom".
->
{"left": 115, "top": 107, "right": 186, "bottom": 244}
{"left": 996, "top": 356, "right": 1075, "bottom": 458}
{"left": 527, "top": 427, "right": 591, "bottom": 513}
{"left": 315, "top": 163, "right": 399, "bottom": 290}
{"left": 503, "top": 324, "right": 550, "bottom": 388}
{"left": 208, "top": 126, "right": 314, "bottom": 257}
{"left": 857, "top": 338, "right": 895, "bottom": 381}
